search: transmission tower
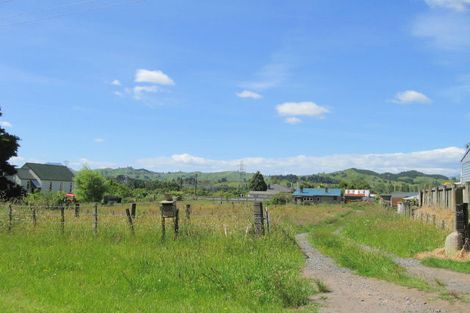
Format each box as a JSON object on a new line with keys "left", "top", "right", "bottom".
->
{"left": 239, "top": 161, "right": 246, "bottom": 194}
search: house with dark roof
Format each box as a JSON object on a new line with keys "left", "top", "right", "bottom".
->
{"left": 12, "top": 163, "right": 74, "bottom": 193}
{"left": 9, "top": 168, "right": 38, "bottom": 193}
{"left": 292, "top": 187, "right": 342, "bottom": 204}
{"left": 247, "top": 184, "right": 293, "bottom": 200}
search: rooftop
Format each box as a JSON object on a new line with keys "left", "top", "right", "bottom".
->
{"left": 293, "top": 188, "right": 341, "bottom": 197}
{"left": 22, "top": 163, "right": 74, "bottom": 181}
{"left": 15, "top": 168, "right": 36, "bottom": 180}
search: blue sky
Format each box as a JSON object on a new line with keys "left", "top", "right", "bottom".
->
{"left": 1, "top": 0, "right": 469, "bottom": 175}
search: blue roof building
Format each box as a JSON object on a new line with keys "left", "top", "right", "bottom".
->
{"left": 292, "top": 188, "right": 342, "bottom": 204}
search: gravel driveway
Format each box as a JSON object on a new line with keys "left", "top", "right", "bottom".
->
{"left": 296, "top": 233, "right": 470, "bottom": 313}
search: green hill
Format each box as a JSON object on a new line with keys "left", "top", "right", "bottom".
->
{"left": 96, "top": 167, "right": 450, "bottom": 194}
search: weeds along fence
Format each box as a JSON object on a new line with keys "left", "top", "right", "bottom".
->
{"left": 0, "top": 201, "right": 277, "bottom": 238}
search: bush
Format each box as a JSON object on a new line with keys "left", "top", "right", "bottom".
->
{"left": 269, "top": 192, "right": 291, "bottom": 205}
{"left": 74, "top": 168, "right": 107, "bottom": 202}
{"left": 24, "top": 191, "right": 65, "bottom": 207}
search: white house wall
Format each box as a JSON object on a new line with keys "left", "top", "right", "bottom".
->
{"left": 39, "top": 180, "right": 74, "bottom": 193}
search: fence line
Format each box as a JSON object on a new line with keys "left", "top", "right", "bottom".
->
{"left": 420, "top": 182, "right": 470, "bottom": 211}
{"left": 0, "top": 202, "right": 257, "bottom": 237}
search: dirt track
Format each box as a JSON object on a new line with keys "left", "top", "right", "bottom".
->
{"left": 296, "top": 233, "right": 470, "bottom": 313}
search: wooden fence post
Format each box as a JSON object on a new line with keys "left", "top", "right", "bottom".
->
{"left": 125, "top": 208, "right": 135, "bottom": 235}
{"left": 74, "top": 203, "right": 80, "bottom": 218}
{"left": 265, "top": 206, "right": 270, "bottom": 233}
{"left": 93, "top": 203, "right": 98, "bottom": 235}
{"left": 60, "top": 205, "right": 65, "bottom": 234}
{"left": 32, "top": 205, "right": 37, "bottom": 227}
{"left": 8, "top": 204, "right": 12, "bottom": 232}
{"left": 185, "top": 204, "right": 191, "bottom": 221}
{"left": 131, "top": 203, "right": 137, "bottom": 219}
{"left": 174, "top": 209, "right": 179, "bottom": 239}
{"left": 253, "top": 202, "right": 265, "bottom": 235}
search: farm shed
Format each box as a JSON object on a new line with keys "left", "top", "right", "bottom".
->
{"left": 461, "top": 145, "right": 470, "bottom": 183}
{"left": 292, "top": 188, "right": 342, "bottom": 204}
{"left": 344, "top": 189, "right": 371, "bottom": 202}
{"left": 379, "top": 194, "right": 392, "bottom": 207}
{"left": 247, "top": 184, "right": 292, "bottom": 201}
{"left": 16, "top": 163, "right": 74, "bottom": 193}
{"left": 390, "top": 192, "right": 419, "bottom": 207}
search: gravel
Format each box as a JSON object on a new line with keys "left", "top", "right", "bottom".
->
{"left": 296, "top": 233, "right": 470, "bottom": 313}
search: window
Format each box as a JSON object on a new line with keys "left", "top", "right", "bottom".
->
{"left": 59, "top": 182, "right": 63, "bottom": 191}
{"left": 69, "top": 183, "right": 73, "bottom": 193}
{"left": 49, "top": 182, "right": 52, "bottom": 191}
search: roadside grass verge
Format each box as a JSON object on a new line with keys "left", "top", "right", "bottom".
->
{"left": 341, "top": 207, "right": 447, "bottom": 258}
{"left": 0, "top": 220, "right": 314, "bottom": 313}
{"left": 421, "top": 258, "right": 470, "bottom": 275}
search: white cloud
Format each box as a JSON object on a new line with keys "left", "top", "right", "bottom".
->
{"left": 135, "top": 69, "right": 174, "bottom": 85}
{"left": 133, "top": 85, "right": 159, "bottom": 100}
{"left": 412, "top": 12, "right": 470, "bottom": 50}
{"left": 8, "top": 156, "right": 24, "bottom": 166}
{"left": 424, "top": 0, "right": 470, "bottom": 11}
{"left": 0, "top": 121, "right": 12, "bottom": 128}
{"left": 111, "top": 79, "right": 121, "bottom": 86}
{"left": 136, "top": 146, "right": 465, "bottom": 176}
{"left": 94, "top": 138, "right": 105, "bottom": 144}
{"left": 285, "top": 117, "right": 302, "bottom": 124}
{"left": 236, "top": 90, "right": 262, "bottom": 99}
{"left": 276, "top": 101, "right": 329, "bottom": 118}
{"left": 393, "top": 90, "right": 431, "bottom": 104}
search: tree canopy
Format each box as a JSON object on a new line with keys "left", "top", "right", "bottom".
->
{"left": 0, "top": 108, "right": 23, "bottom": 199}
{"left": 74, "top": 168, "right": 107, "bottom": 202}
{"left": 249, "top": 171, "right": 268, "bottom": 191}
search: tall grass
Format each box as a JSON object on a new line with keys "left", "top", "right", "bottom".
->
{"left": 341, "top": 207, "right": 447, "bottom": 257}
{"left": 0, "top": 201, "right": 314, "bottom": 313}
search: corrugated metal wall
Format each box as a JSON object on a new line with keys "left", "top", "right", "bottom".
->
{"left": 462, "top": 150, "right": 470, "bottom": 182}
{"left": 463, "top": 160, "right": 470, "bottom": 183}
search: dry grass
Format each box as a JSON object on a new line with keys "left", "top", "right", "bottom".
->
{"left": 416, "top": 248, "right": 470, "bottom": 262}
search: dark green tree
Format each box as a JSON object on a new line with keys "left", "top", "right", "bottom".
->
{"left": 0, "top": 108, "right": 24, "bottom": 199}
{"left": 249, "top": 171, "right": 268, "bottom": 191}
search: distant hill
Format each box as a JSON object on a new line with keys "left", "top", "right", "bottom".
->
{"left": 97, "top": 167, "right": 244, "bottom": 182}
{"left": 96, "top": 167, "right": 450, "bottom": 193}
{"left": 324, "top": 168, "right": 449, "bottom": 192}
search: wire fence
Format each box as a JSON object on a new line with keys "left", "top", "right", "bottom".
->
{"left": 0, "top": 202, "right": 265, "bottom": 238}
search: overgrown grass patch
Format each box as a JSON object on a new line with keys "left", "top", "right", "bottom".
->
{"left": 341, "top": 207, "right": 446, "bottom": 258}
{"left": 0, "top": 223, "right": 314, "bottom": 313}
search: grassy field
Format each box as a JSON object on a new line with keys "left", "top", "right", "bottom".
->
{"left": 0, "top": 200, "right": 466, "bottom": 312}
{"left": 0, "top": 201, "right": 320, "bottom": 313}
